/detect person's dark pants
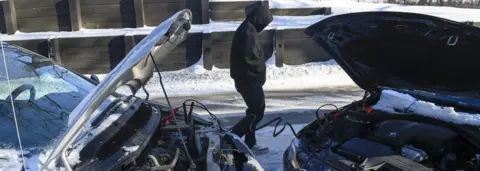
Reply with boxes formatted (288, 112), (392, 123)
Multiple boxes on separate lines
(230, 83), (266, 148)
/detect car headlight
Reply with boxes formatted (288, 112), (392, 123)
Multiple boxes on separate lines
(286, 138), (304, 170)
(286, 138), (337, 171)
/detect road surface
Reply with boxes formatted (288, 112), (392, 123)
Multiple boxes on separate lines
(154, 86), (363, 126)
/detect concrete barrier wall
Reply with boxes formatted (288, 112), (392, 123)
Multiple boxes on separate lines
(0, 0), (330, 33)
(144, 0), (203, 26)
(7, 39), (50, 57)
(80, 0), (136, 29)
(14, 0), (71, 32)
(209, 1), (268, 22)
(208, 1), (331, 22)
(132, 33), (203, 71)
(205, 30), (274, 68)
(0, 0), (478, 33)
(57, 36), (126, 73)
(0, 0), (206, 33)
(4, 33), (203, 74)
(2, 0), (480, 75)
(279, 29), (331, 65)
(4, 29), (332, 74)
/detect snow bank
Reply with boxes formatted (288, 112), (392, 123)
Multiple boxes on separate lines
(372, 90), (480, 125)
(98, 58), (355, 98)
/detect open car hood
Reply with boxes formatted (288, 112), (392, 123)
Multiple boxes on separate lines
(305, 12), (480, 98)
(42, 10), (192, 170)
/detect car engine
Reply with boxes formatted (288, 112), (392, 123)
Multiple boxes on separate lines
(124, 100), (262, 171)
(297, 106), (480, 171)
(71, 97), (261, 171)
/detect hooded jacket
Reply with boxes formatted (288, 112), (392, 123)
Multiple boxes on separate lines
(230, 5), (273, 87)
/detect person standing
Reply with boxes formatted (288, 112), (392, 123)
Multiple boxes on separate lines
(229, 5), (273, 154)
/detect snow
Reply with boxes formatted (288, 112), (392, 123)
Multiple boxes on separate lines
(122, 145), (139, 152)
(66, 151), (81, 167)
(121, 146), (139, 156)
(0, 149), (23, 171)
(373, 90), (480, 126)
(95, 58), (355, 98)
(0, 148), (60, 171)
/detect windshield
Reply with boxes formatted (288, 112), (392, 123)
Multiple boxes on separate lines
(0, 43), (96, 152)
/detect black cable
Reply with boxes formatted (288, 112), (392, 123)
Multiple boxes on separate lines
(142, 85), (150, 101)
(187, 102), (194, 124)
(149, 53), (172, 111)
(181, 99), (294, 138)
(182, 99), (228, 132)
(255, 117), (299, 138)
(149, 52), (195, 169)
(362, 91), (370, 110)
(315, 104), (338, 121)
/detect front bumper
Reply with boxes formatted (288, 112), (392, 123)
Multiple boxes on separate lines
(283, 138), (305, 171)
(283, 146), (300, 171)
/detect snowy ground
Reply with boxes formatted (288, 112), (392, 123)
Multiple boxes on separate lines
(99, 58), (357, 98)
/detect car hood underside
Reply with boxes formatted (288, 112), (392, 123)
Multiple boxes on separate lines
(305, 12), (480, 98)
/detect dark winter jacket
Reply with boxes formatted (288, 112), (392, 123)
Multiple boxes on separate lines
(230, 6), (273, 87)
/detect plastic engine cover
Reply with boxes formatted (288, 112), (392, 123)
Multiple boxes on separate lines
(333, 138), (432, 170)
(371, 120), (457, 155)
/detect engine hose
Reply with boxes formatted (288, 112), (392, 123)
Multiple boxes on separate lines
(148, 148), (180, 170)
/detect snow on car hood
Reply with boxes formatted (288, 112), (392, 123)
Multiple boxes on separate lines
(41, 10), (193, 170)
(305, 11), (480, 98)
(372, 89), (480, 126)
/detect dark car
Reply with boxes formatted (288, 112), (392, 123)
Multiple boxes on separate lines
(0, 10), (263, 171)
(283, 12), (480, 171)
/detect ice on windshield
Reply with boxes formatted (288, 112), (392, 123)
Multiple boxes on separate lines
(0, 43), (97, 167)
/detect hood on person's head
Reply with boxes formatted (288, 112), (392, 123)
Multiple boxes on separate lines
(245, 5), (273, 32)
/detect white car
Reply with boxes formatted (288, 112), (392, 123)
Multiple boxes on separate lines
(0, 10), (262, 171)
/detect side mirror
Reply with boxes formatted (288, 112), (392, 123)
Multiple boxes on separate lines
(90, 74), (100, 85)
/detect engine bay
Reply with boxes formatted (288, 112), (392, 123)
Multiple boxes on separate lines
(71, 96), (262, 171)
(127, 100), (263, 171)
(297, 95), (480, 171)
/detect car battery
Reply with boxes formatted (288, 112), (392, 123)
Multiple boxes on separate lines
(159, 122), (192, 149)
